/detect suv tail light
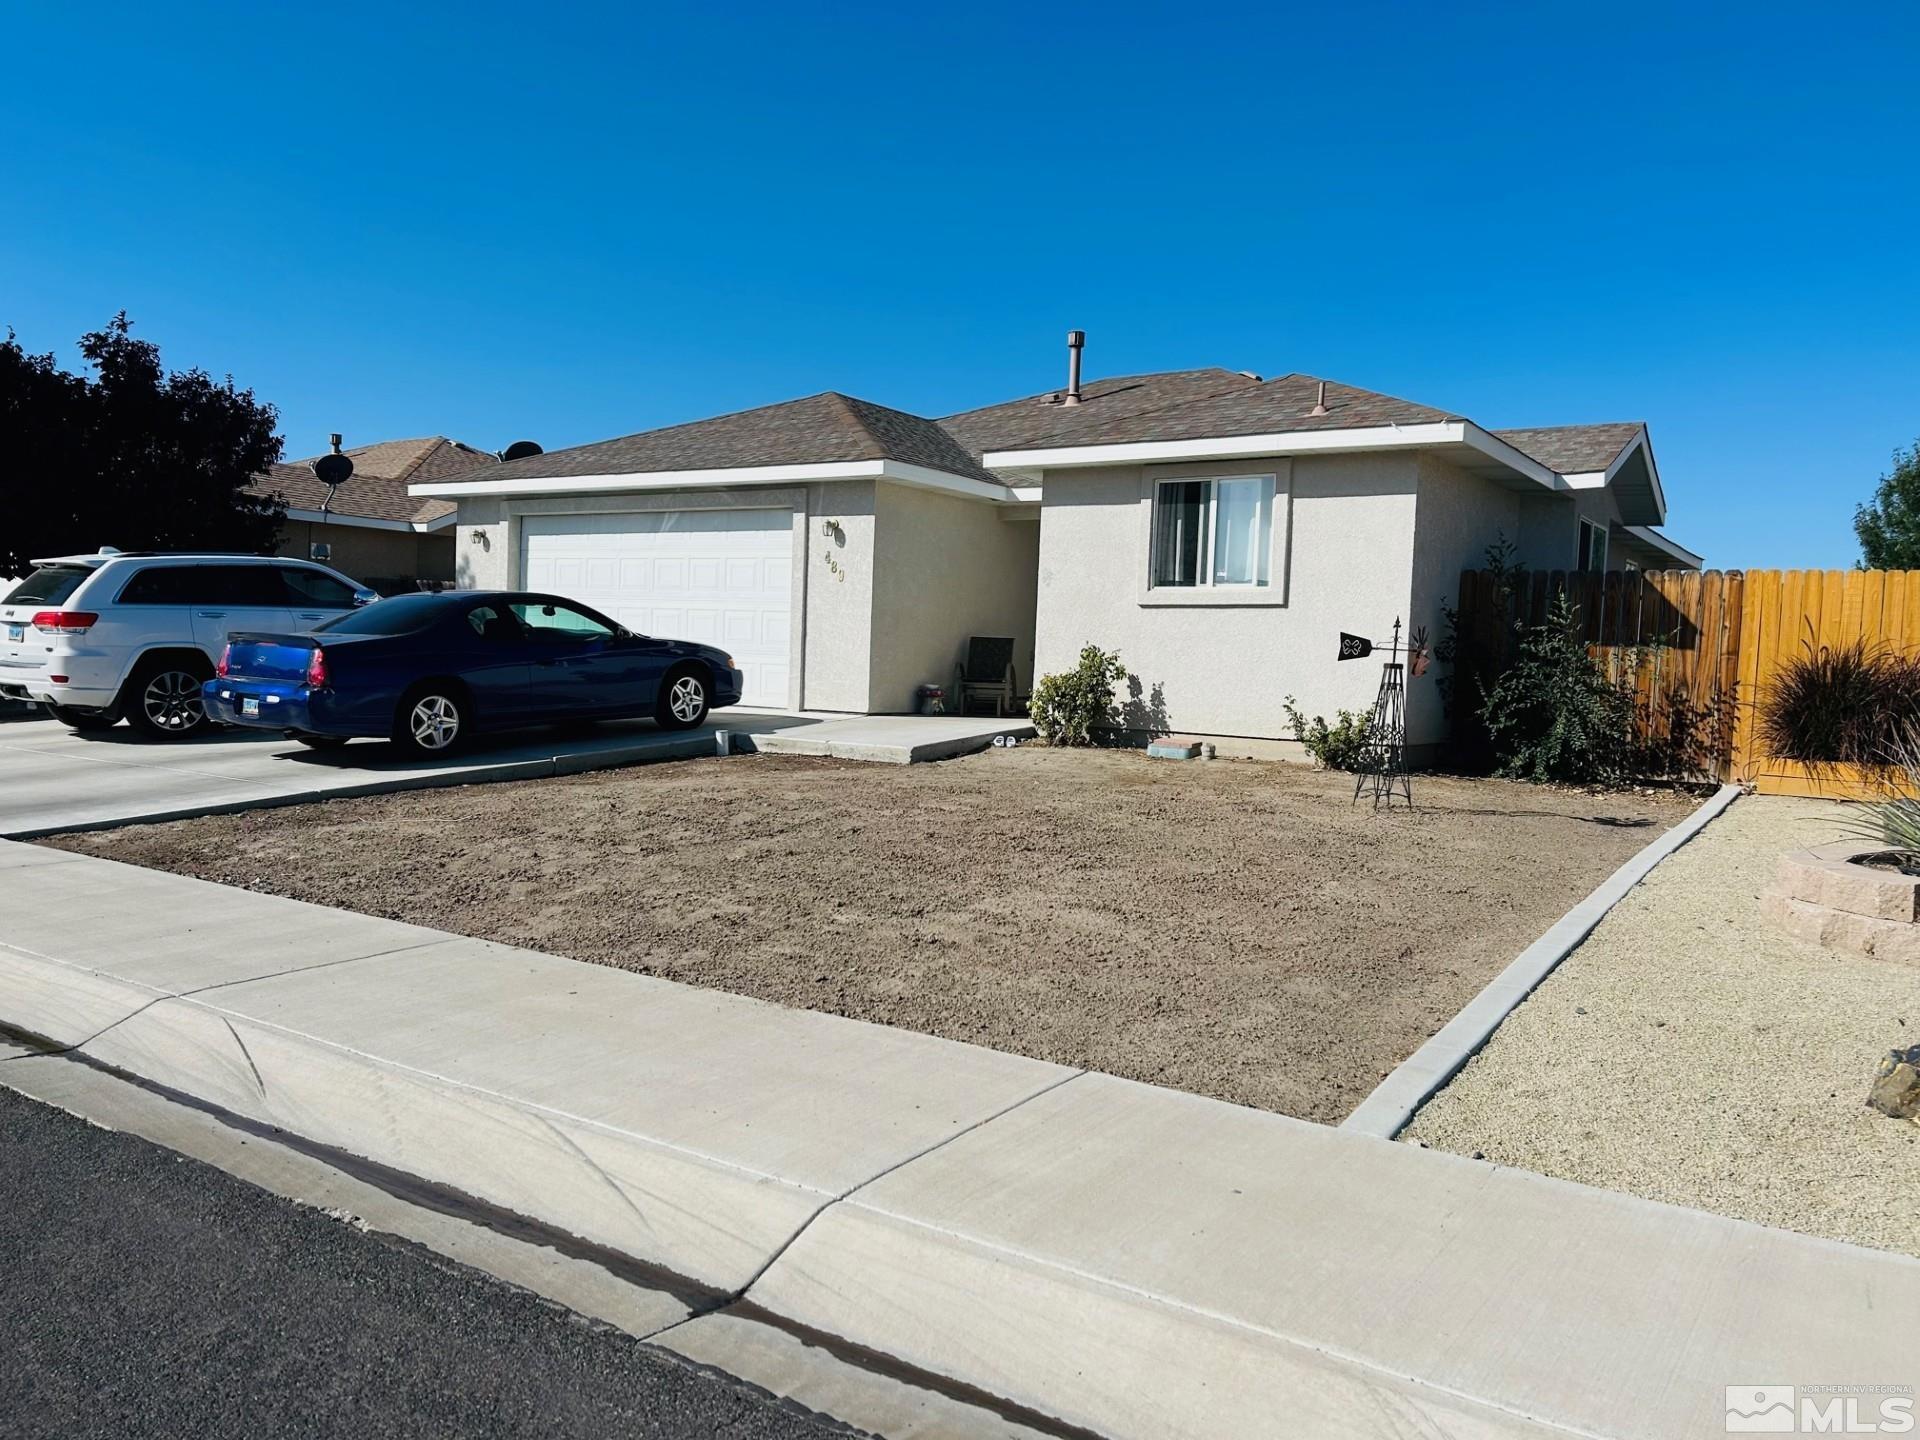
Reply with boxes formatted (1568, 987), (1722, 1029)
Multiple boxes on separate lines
(215, 643), (231, 679)
(306, 647), (328, 689)
(30, 610), (98, 634)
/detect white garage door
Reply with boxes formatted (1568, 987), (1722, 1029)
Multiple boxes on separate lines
(519, 509), (793, 707)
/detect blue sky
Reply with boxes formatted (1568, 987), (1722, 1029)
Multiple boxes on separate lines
(4, 2), (1915, 568)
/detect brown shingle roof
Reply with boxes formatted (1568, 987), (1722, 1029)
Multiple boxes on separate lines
(937, 368), (1262, 459)
(471, 392), (1004, 487)
(255, 437), (495, 525)
(1492, 423), (1643, 474)
(986, 372), (1458, 453)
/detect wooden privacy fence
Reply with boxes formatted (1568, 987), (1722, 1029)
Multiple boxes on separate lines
(1451, 567), (1920, 796)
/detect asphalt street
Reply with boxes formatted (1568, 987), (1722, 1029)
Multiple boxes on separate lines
(0, 1083), (865, 1440)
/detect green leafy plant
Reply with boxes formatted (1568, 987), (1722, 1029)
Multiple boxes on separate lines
(1029, 645), (1128, 746)
(1759, 631), (1920, 768)
(1479, 594), (1636, 785)
(1282, 696), (1373, 771)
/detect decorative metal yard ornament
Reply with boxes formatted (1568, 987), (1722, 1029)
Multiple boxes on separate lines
(1336, 619), (1429, 811)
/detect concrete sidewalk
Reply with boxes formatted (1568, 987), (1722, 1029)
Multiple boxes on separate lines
(4, 839), (1914, 1439)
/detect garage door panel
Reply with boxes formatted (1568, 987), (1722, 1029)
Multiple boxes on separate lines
(519, 509), (792, 708)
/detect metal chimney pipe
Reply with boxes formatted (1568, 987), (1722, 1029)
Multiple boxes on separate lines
(1308, 380), (1329, 417)
(328, 432), (344, 453)
(1064, 330), (1085, 405)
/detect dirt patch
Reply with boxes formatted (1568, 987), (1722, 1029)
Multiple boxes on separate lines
(47, 749), (1694, 1122)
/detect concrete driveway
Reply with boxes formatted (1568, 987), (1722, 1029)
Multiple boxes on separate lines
(0, 711), (824, 839)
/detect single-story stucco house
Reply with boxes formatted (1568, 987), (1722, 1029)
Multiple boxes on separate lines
(410, 347), (1701, 753)
(254, 436), (496, 594)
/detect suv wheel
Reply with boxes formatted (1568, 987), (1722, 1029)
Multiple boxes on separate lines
(126, 659), (211, 739)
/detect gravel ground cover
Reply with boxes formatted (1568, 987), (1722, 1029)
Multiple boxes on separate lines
(48, 748), (1690, 1123)
(1407, 793), (1920, 1259)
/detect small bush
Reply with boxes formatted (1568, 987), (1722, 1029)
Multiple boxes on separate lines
(1282, 696), (1373, 771)
(1759, 633), (1920, 767)
(1030, 645), (1128, 746)
(1480, 594), (1635, 786)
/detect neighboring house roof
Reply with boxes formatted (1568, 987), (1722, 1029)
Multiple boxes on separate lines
(1492, 423), (1644, 476)
(938, 368), (1261, 459)
(257, 437), (495, 527)
(471, 391), (1003, 488)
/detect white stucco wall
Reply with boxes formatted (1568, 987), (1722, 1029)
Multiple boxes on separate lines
(1033, 452), (1418, 743)
(870, 482), (1039, 713)
(1408, 455), (1527, 743)
(801, 479), (875, 712)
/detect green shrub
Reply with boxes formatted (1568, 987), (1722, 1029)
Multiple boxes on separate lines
(1029, 645), (1128, 746)
(1282, 696), (1373, 771)
(1479, 594), (1635, 785)
(1759, 634), (1920, 767)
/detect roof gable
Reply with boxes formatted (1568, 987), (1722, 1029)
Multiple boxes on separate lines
(1492, 423), (1643, 475)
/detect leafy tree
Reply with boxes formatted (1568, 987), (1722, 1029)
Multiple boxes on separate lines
(0, 314), (284, 576)
(1855, 441), (1920, 570)
(1479, 594), (1635, 786)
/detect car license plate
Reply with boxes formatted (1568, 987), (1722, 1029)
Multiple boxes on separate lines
(4, 624), (20, 642)
(241, 697), (261, 718)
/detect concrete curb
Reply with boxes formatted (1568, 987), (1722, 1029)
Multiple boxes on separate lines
(0, 735), (718, 840)
(1339, 781), (1745, 1139)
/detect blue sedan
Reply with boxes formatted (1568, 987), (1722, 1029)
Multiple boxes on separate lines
(203, 591), (745, 756)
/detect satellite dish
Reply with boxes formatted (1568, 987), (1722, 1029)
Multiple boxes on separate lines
(311, 452), (354, 487)
(500, 440), (544, 462)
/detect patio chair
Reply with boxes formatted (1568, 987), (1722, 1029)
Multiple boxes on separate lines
(954, 636), (1017, 717)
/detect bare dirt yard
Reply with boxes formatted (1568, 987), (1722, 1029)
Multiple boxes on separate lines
(48, 748), (1695, 1123)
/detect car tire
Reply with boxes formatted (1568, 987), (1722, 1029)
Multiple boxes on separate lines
(48, 704), (117, 732)
(291, 732), (351, 750)
(124, 657), (213, 739)
(655, 665), (710, 731)
(391, 685), (469, 758)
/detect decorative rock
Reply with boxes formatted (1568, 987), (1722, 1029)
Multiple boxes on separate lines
(1867, 1045), (1920, 1119)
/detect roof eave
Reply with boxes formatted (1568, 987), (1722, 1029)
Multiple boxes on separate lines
(1617, 524), (1703, 569)
(983, 420), (1564, 493)
(410, 458), (1019, 504)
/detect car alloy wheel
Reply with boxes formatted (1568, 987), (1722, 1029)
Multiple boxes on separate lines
(668, 675), (706, 723)
(409, 695), (461, 751)
(143, 670), (205, 733)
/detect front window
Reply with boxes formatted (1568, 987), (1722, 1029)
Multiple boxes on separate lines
(1150, 476), (1274, 588)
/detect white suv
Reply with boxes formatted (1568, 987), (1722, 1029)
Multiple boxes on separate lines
(0, 550), (376, 738)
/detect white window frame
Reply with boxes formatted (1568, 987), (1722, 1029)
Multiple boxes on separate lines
(1147, 474), (1277, 592)
(1578, 517), (1609, 573)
